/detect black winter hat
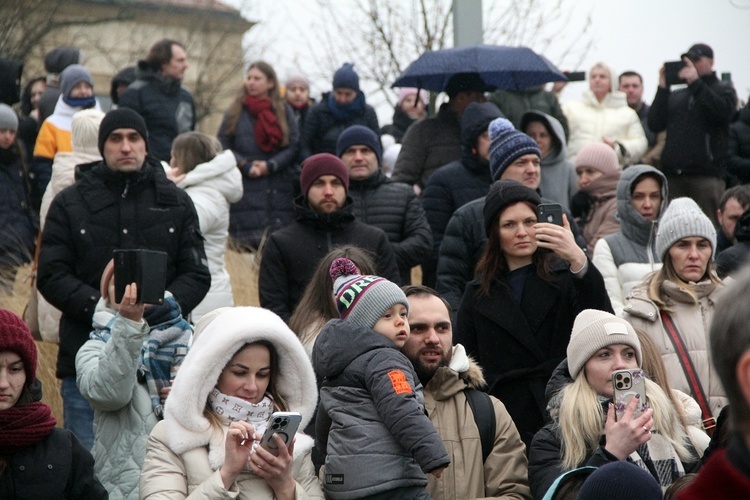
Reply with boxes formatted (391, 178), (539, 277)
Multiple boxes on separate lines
(576, 461), (661, 500)
(483, 179), (541, 236)
(44, 47), (80, 74)
(98, 108), (149, 155)
(336, 125), (382, 163)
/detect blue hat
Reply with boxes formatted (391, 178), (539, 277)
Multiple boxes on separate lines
(336, 125), (382, 164)
(333, 63), (360, 92)
(577, 462), (661, 500)
(488, 117), (541, 181)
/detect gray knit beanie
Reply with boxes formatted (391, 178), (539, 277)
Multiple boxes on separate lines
(61, 64), (93, 99)
(0, 104), (19, 132)
(567, 309), (642, 378)
(330, 258), (408, 329)
(488, 117), (541, 181)
(655, 197), (716, 260)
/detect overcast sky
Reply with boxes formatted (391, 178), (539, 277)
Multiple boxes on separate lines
(234, 0), (750, 123)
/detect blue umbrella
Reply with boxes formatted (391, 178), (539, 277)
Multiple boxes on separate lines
(392, 44), (567, 92)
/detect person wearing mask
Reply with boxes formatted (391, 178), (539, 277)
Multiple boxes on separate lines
(593, 165), (668, 315)
(563, 62), (647, 167)
(218, 61), (298, 250)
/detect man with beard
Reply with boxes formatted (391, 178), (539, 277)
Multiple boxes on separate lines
(401, 285), (531, 500)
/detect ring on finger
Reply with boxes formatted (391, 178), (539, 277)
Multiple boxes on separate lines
(643, 425), (649, 433)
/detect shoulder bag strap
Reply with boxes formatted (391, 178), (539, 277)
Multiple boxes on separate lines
(464, 388), (496, 462)
(660, 310), (715, 435)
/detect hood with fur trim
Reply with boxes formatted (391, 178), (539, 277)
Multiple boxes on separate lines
(424, 344), (487, 399)
(163, 307), (317, 470)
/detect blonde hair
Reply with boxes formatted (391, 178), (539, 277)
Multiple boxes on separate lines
(646, 253), (721, 311)
(589, 61), (615, 92)
(557, 373), (694, 470)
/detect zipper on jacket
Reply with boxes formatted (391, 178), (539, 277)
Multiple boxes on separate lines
(121, 178), (130, 199)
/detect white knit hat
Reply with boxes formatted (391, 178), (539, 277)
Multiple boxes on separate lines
(655, 197), (716, 260)
(71, 109), (104, 156)
(567, 309), (642, 378)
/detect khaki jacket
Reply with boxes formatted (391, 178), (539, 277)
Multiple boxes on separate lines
(423, 346), (531, 500)
(623, 279), (728, 418)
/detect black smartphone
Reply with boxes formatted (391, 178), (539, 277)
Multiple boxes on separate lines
(664, 60), (686, 86)
(260, 412), (302, 456)
(537, 203), (564, 226)
(113, 249), (168, 305)
(721, 72), (732, 83)
(565, 71), (586, 82)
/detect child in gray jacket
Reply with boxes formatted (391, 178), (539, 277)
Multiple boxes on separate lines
(313, 258), (450, 499)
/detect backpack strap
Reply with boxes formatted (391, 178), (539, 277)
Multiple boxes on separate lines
(464, 388), (496, 462)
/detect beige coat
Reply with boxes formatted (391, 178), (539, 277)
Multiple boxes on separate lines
(623, 279), (728, 418)
(424, 345), (531, 500)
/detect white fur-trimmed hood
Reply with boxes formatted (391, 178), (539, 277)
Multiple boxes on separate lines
(163, 307), (318, 469)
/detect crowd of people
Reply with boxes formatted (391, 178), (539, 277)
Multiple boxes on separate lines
(1, 36), (750, 499)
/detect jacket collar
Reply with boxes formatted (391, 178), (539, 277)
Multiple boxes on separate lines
(425, 345), (488, 401)
(294, 195), (356, 231)
(349, 170), (388, 191)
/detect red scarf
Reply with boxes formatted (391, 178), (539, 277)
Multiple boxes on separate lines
(243, 95), (283, 153)
(0, 401), (57, 455)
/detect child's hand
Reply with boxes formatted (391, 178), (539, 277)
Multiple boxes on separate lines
(117, 283), (145, 322)
(430, 466), (447, 479)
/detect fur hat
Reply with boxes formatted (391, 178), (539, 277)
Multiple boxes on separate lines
(483, 179), (541, 237)
(0, 103), (19, 132)
(336, 125), (382, 164)
(488, 117), (541, 181)
(333, 63), (359, 91)
(330, 258), (408, 329)
(71, 109), (105, 156)
(576, 461), (662, 500)
(0, 308), (38, 386)
(655, 197), (716, 260)
(98, 108), (149, 155)
(299, 153), (349, 197)
(575, 142), (620, 176)
(60, 64), (93, 100)
(567, 309), (642, 379)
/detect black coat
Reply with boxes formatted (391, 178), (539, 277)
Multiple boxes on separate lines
(728, 105), (750, 184)
(299, 92), (379, 160)
(648, 72), (737, 178)
(348, 171), (432, 283)
(37, 158), (210, 378)
(258, 197), (401, 323)
(119, 62), (196, 162)
(0, 152), (36, 269)
(380, 105), (418, 143)
(0, 428), (108, 499)
(454, 259), (612, 448)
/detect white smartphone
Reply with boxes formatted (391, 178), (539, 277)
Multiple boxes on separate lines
(259, 412), (302, 456)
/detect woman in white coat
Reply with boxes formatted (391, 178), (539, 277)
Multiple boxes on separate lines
(563, 62), (647, 167)
(139, 307), (322, 499)
(169, 132), (243, 323)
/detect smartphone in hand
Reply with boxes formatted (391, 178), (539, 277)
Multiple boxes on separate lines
(537, 203), (564, 226)
(664, 60), (686, 86)
(259, 412), (302, 456)
(113, 249), (168, 304)
(612, 369), (647, 421)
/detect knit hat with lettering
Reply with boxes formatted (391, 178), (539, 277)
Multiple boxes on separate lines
(655, 197), (716, 260)
(567, 309), (642, 378)
(488, 117), (541, 181)
(0, 308), (38, 386)
(330, 258), (408, 329)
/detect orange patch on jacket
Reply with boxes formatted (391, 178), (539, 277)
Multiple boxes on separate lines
(388, 370), (413, 395)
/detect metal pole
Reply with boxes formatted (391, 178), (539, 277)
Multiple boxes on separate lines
(453, 0), (483, 47)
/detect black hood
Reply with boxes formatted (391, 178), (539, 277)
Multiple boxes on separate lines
(734, 209), (750, 242)
(460, 102), (504, 150)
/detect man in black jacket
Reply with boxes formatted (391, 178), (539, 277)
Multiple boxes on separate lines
(37, 108), (210, 449)
(337, 125), (432, 284)
(648, 43), (737, 225)
(119, 39), (195, 162)
(259, 152), (401, 323)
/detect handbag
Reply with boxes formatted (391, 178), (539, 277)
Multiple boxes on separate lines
(660, 310), (716, 436)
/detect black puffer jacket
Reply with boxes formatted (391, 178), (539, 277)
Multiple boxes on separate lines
(37, 158), (210, 378)
(349, 170), (432, 283)
(716, 209), (750, 278)
(299, 92), (379, 160)
(648, 72), (737, 178)
(422, 102), (502, 263)
(0, 151), (36, 269)
(728, 105), (750, 183)
(258, 197), (401, 323)
(119, 61), (196, 162)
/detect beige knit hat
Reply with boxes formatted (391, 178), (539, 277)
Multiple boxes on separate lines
(71, 108), (105, 156)
(575, 142), (619, 176)
(567, 309), (642, 378)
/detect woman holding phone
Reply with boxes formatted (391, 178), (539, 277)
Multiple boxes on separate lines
(140, 307), (322, 499)
(528, 309), (700, 499)
(455, 179), (612, 449)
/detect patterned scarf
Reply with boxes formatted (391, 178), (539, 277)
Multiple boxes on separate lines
(243, 95), (283, 153)
(0, 402), (57, 455)
(208, 389), (273, 435)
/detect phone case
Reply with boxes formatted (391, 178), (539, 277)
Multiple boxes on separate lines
(612, 369), (647, 421)
(113, 249), (168, 305)
(664, 61), (685, 86)
(260, 412), (302, 456)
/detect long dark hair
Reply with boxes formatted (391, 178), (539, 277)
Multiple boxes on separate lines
(475, 201), (555, 296)
(223, 61), (290, 146)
